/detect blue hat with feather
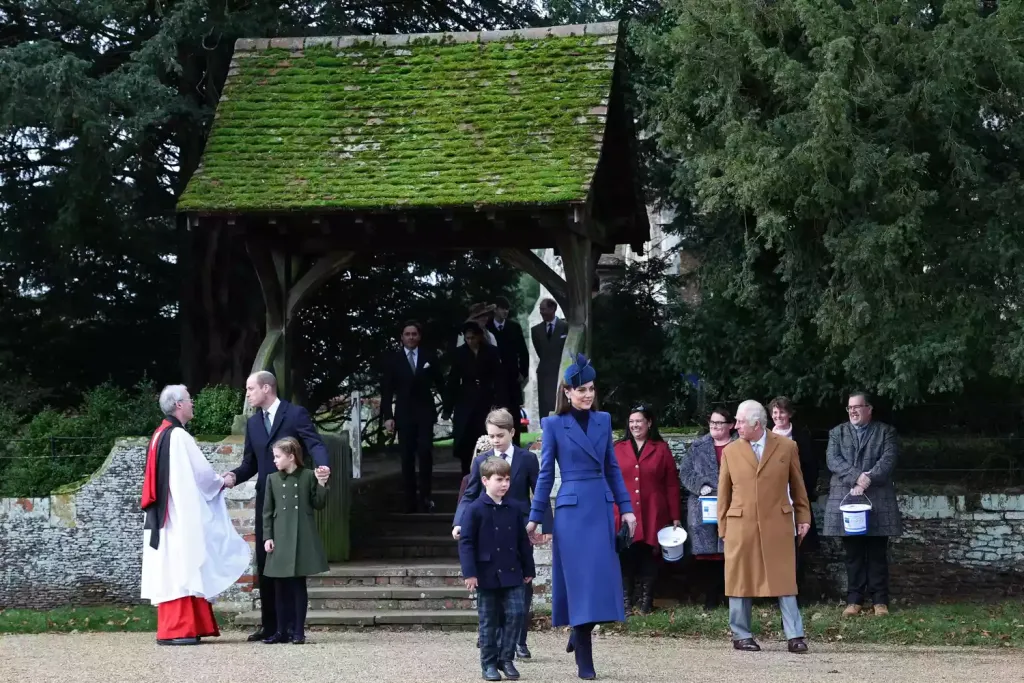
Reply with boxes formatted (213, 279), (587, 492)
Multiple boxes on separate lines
(563, 352), (596, 388)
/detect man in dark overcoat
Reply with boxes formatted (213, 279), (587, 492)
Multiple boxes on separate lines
(221, 370), (330, 642)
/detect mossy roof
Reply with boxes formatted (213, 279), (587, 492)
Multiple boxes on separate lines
(177, 23), (623, 213)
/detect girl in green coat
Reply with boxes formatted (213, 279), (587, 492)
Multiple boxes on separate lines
(262, 437), (330, 644)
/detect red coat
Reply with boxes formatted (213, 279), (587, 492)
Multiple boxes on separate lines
(613, 440), (681, 548)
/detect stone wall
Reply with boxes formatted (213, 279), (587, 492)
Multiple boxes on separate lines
(661, 435), (1024, 603)
(0, 438), (256, 612)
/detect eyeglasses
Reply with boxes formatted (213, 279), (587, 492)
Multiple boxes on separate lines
(709, 420), (732, 427)
(846, 405), (870, 412)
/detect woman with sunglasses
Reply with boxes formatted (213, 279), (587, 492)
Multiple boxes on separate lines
(679, 408), (736, 610)
(612, 403), (680, 614)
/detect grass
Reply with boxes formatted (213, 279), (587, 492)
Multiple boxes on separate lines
(0, 605), (157, 634)
(613, 602), (1024, 647)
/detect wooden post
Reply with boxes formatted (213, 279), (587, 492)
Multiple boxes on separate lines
(245, 240), (355, 416)
(554, 229), (594, 381)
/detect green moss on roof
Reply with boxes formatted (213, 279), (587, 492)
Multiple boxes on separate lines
(177, 29), (619, 212)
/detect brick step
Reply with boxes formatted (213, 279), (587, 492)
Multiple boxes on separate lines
(234, 609), (477, 630)
(307, 585), (474, 611)
(309, 561), (463, 588)
(351, 534), (461, 560)
(375, 512), (455, 536)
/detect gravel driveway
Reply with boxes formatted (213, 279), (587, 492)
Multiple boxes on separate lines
(1, 630), (1020, 683)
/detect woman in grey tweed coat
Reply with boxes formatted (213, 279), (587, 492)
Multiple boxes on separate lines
(679, 409), (736, 610)
(823, 392), (901, 616)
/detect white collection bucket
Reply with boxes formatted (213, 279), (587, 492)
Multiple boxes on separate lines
(657, 526), (687, 562)
(699, 496), (718, 524)
(840, 493), (872, 536)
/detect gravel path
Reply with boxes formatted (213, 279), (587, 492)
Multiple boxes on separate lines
(1, 630), (1020, 683)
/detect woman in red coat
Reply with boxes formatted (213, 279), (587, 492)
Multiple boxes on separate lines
(613, 404), (681, 614)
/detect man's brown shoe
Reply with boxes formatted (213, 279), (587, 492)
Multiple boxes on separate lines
(842, 604), (862, 617)
(788, 637), (808, 654)
(733, 638), (761, 652)
(873, 604), (890, 616)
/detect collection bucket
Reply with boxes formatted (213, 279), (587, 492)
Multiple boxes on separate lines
(657, 526), (687, 562)
(699, 496), (718, 524)
(840, 493), (872, 536)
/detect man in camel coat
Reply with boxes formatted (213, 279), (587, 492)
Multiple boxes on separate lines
(718, 400), (811, 654)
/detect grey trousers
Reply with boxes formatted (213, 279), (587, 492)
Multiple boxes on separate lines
(729, 596), (804, 640)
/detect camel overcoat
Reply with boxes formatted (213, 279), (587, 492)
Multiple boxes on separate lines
(717, 432), (811, 597)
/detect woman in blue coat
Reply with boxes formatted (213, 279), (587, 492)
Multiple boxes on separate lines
(527, 354), (636, 680)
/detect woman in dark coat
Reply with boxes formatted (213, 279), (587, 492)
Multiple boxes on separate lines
(612, 404), (680, 614)
(679, 409), (735, 610)
(769, 395), (820, 595)
(442, 321), (505, 475)
(526, 353), (636, 680)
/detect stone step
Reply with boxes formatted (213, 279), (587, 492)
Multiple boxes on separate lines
(307, 585), (474, 611)
(351, 534), (460, 560)
(376, 512), (455, 536)
(309, 561), (463, 588)
(234, 609), (477, 629)
(428, 489), (461, 513)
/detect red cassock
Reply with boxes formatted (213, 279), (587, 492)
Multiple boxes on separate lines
(613, 440), (681, 548)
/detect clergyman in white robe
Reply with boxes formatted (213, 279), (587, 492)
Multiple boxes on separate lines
(141, 413), (251, 644)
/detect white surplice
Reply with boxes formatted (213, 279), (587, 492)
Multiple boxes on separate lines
(141, 428), (252, 605)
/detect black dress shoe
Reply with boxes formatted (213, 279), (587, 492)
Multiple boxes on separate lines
(499, 662), (520, 680)
(566, 628), (575, 653)
(263, 632), (288, 644)
(733, 638), (761, 652)
(246, 629), (267, 642)
(292, 636), (306, 645)
(482, 666), (501, 681)
(157, 637), (200, 646)
(788, 637), (808, 653)
(516, 644), (531, 660)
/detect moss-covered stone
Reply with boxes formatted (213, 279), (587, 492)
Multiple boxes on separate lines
(177, 27), (620, 212)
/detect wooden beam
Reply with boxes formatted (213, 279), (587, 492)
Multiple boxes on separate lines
(497, 248), (568, 310)
(554, 229), (595, 374)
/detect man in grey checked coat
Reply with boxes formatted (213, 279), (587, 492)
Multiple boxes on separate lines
(823, 391), (901, 617)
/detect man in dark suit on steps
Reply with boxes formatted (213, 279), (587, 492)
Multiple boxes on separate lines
(221, 370), (330, 642)
(381, 320), (443, 514)
(487, 297), (529, 446)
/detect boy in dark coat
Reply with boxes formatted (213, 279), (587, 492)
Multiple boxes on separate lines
(459, 456), (535, 682)
(453, 408), (552, 660)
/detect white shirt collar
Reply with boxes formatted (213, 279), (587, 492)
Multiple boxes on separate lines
(752, 429), (767, 453)
(266, 397), (281, 421)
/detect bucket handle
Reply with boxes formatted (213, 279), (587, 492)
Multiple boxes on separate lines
(840, 491), (873, 509)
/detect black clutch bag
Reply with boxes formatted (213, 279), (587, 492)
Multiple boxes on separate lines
(616, 523), (633, 553)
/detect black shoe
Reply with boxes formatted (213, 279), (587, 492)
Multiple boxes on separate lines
(292, 636), (306, 645)
(566, 629), (575, 653)
(482, 666), (501, 681)
(421, 498), (436, 513)
(246, 629), (267, 642)
(733, 638), (761, 652)
(515, 645), (531, 660)
(263, 632), (288, 644)
(788, 637), (808, 654)
(499, 662), (520, 680)
(157, 637), (199, 646)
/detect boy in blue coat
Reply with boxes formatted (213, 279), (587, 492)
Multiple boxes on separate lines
(459, 455), (536, 682)
(453, 409), (552, 660)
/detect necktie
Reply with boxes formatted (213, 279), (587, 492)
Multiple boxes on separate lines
(407, 349), (416, 372)
(546, 322), (553, 340)
(264, 410), (273, 435)
(752, 442), (762, 462)
(502, 451), (510, 462)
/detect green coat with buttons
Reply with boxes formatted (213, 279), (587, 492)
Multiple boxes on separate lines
(262, 467), (330, 578)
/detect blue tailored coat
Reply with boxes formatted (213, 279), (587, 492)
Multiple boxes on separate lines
(529, 411), (634, 627)
(459, 495), (536, 590)
(453, 446), (554, 533)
